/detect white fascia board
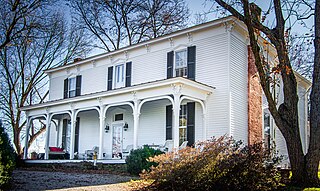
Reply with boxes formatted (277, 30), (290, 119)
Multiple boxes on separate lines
(44, 16), (237, 74)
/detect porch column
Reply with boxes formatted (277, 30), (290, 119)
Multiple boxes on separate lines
(203, 112), (207, 140)
(56, 120), (61, 147)
(99, 105), (106, 159)
(133, 99), (140, 149)
(44, 114), (52, 160)
(69, 110), (76, 159)
(23, 118), (31, 159)
(203, 101), (207, 140)
(173, 93), (181, 148)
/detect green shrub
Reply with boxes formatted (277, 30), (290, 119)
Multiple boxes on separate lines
(0, 120), (16, 189)
(134, 136), (281, 191)
(126, 145), (164, 175)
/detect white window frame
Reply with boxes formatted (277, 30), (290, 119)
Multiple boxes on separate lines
(68, 77), (76, 98)
(174, 49), (187, 78)
(114, 63), (125, 89)
(179, 105), (187, 146)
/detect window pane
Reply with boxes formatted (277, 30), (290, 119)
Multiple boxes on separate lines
(121, 65), (124, 82)
(264, 109), (271, 150)
(69, 90), (76, 97)
(115, 114), (123, 121)
(68, 78), (76, 97)
(179, 128), (187, 146)
(175, 50), (187, 68)
(115, 64), (124, 83)
(68, 78), (76, 91)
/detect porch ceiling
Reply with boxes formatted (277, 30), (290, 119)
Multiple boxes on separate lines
(21, 77), (215, 115)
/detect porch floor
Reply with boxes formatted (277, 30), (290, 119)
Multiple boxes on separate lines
(24, 159), (126, 164)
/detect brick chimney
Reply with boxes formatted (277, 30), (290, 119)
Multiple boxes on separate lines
(74, 58), (82, 62)
(247, 46), (263, 145)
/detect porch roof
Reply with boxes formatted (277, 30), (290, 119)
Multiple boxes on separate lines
(20, 77), (215, 113)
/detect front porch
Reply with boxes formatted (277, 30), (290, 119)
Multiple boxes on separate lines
(24, 159), (126, 164)
(21, 77), (214, 160)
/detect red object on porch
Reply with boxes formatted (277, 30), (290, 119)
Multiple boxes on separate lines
(49, 147), (64, 152)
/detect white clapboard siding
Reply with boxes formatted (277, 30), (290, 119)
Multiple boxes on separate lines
(298, 85), (307, 154)
(195, 33), (230, 138)
(229, 33), (248, 143)
(138, 99), (169, 145)
(195, 102), (204, 141)
(78, 110), (100, 154)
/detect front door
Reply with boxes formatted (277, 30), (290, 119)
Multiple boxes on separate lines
(112, 124), (123, 159)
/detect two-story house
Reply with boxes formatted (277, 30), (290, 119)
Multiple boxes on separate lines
(21, 16), (310, 164)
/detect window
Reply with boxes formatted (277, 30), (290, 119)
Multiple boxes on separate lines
(175, 49), (187, 77)
(114, 113), (124, 121)
(179, 105), (187, 145)
(63, 75), (81, 99)
(68, 77), (76, 98)
(264, 109), (271, 150)
(115, 64), (125, 88)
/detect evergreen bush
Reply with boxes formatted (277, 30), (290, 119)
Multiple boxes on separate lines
(126, 145), (164, 175)
(0, 120), (16, 189)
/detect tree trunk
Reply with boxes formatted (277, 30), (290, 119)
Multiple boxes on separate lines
(304, 0), (320, 186)
(13, 126), (22, 156)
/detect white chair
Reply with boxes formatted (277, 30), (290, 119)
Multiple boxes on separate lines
(85, 146), (99, 159)
(159, 140), (174, 152)
(179, 141), (188, 150)
(122, 144), (133, 158)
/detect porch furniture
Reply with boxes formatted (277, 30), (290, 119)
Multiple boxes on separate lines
(48, 147), (68, 159)
(159, 140), (174, 152)
(147, 144), (160, 150)
(122, 144), (133, 158)
(85, 146), (99, 160)
(179, 141), (188, 150)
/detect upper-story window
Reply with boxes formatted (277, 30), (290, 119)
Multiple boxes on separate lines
(64, 75), (82, 99)
(175, 49), (187, 77)
(167, 46), (196, 80)
(68, 77), (76, 97)
(115, 64), (125, 88)
(107, 62), (132, 91)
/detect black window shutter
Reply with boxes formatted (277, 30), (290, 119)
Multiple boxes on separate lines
(187, 102), (195, 146)
(76, 75), (82, 96)
(166, 105), (173, 140)
(74, 117), (80, 153)
(62, 119), (68, 149)
(125, 62), (132, 87)
(63, 79), (68, 99)
(187, 46), (196, 80)
(107, 66), (113, 90)
(167, 51), (174, 79)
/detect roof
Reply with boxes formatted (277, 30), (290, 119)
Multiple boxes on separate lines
(20, 77), (215, 111)
(44, 16), (243, 73)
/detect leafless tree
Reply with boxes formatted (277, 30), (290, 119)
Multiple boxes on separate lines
(211, 0), (318, 186)
(0, 0), (44, 50)
(69, 0), (190, 52)
(0, 5), (90, 156)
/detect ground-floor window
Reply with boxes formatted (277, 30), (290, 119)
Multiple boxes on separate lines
(179, 105), (187, 146)
(62, 118), (80, 153)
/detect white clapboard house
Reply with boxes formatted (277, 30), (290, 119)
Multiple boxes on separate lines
(21, 16), (310, 164)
